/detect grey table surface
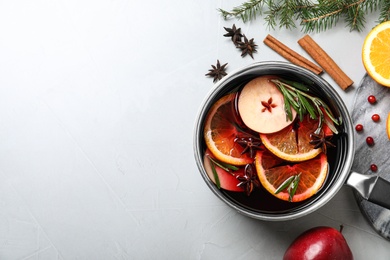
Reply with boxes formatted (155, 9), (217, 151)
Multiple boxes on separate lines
(0, 1), (389, 259)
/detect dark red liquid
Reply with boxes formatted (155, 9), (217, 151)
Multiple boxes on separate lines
(202, 78), (343, 214)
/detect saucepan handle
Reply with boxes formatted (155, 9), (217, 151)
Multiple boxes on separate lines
(346, 171), (390, 209)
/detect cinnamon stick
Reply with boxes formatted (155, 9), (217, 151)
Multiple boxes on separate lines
(298, 34), (353, 90)
(263, 34), (323, 75)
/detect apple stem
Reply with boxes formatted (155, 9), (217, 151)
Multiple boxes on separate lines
(339, 225), (344, 233)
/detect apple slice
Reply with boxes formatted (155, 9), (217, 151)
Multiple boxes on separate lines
(203, 149), (244, 192)
(238, 76), (297, 134)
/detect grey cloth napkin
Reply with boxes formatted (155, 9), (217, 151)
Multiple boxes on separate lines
(351, 73), (390, 240)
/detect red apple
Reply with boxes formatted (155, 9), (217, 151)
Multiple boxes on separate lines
(283, 226), (353, 260)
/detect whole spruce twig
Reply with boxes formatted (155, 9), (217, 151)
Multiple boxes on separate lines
(219, 0), (388, 32)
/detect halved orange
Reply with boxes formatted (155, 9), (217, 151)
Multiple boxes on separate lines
(204, 93), (253, 166)
(362, 21), (390, 87)
(387, 112), (390, 140)
(255, 150), (328, 202)
(260, 115), (322, 162)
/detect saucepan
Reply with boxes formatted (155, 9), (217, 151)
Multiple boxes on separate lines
(193, 61), (390, 221)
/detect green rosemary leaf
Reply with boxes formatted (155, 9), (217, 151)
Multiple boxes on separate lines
(285, 90), (300, 108)
(208, 156), (239, 172)
(219, 161), (239, 171)
(324, 116), (339, 134)
(298, 108), (304, 122)
(280, 79), (309, 92)
(302, 94), (317, 120)
(296, 92), (307, 121)
(272, 78), (342, 134)
(287, 173), (301, 202)
(275, 175), (295, 194)
(283, 93), (294, 121)
(276, 80), (302, 121)
(337, 115), (343, 125)
(273, 80), (300, 107)
(210, 160), (221, 189)
(323, 105), (340, 125)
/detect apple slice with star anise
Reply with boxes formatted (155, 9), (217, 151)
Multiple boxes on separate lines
(238, 76), (297, 134)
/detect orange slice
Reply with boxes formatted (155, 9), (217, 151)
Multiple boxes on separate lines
(362, 21), (390, 87)
(255, 150), (328, 202)
(260, 115), (322, 162)
(204, 93), (253, 166)
(387, 112), (390, 140)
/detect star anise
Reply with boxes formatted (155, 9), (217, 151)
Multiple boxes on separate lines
(236, 164), (260, 196)
(205, 60), (228, 83)
(237, 35), (257, 58)
(235, 136), (263, 158)
(309, 132), (336, 154)
(261, 97), (277, 113)
(223, 24), (242, 46)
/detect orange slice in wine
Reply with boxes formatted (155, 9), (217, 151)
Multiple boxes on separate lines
(204, 93), (253, 166)
(255, 150), (328, 202)
(260, 115), (323, 162)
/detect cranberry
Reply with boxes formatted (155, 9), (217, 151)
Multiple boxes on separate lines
(367, 95), (376, 104)
(366, 136), (375, 146)
(370, 164), (378, 172)
(372, 114), (380, 122)
(355, 124), (363, 131)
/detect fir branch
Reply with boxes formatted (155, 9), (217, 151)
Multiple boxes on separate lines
(361, 0), (381, 13)
(264, 1), (281, 30)
(219, 0), (389, 33)
(378, 0), (390, 23)
(345, 0), (366, 31)
(300, 1), (344, 33)
(279, 0), (299, 30)
(218, 0), (264, 22)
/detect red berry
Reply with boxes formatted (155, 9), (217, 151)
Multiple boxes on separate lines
(366, 136), (375, 146)
(367, 95), (376, 104)
(372, 114), (380, 122)
(370, 164), (378, 172)
(355, 124), (363, 131)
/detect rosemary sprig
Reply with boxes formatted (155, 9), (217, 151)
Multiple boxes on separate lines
(287, 173), (301, 202)
(275, 173), (301, 202)
(207, 155), (239, 173)
(210, 160), (221, 189)
(271, 79), (341, 134)
(274, 175), (296, 194)
(207, 155), (240, 190)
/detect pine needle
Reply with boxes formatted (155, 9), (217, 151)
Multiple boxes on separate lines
(219, 0), (388, 33)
